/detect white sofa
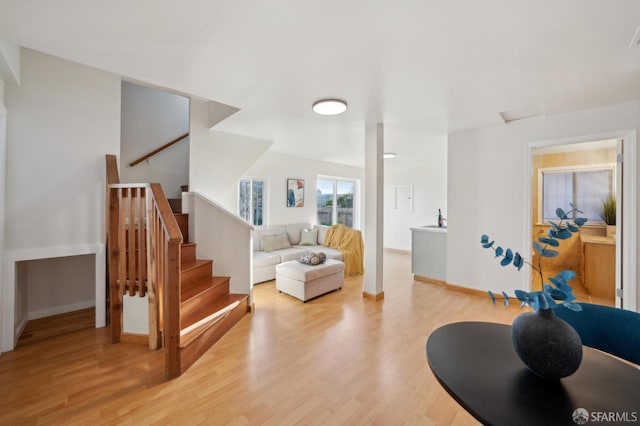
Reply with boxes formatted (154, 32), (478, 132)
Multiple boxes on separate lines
(252, 223), (343, 284)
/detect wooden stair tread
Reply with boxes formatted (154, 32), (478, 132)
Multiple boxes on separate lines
(181, 276), (229, 302)
(180, 242), (197, 264)
(180, 276), (231, 328)
(180, 294), (248, 348)
(181, 259), (212, 272)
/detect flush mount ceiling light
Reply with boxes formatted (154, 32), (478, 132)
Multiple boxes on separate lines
(312, 99), (347, 115)
(383, 152), (397, 159)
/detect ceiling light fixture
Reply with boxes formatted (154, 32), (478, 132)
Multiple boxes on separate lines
(383, 152), (397, 159)
(312, 99), (347, 115)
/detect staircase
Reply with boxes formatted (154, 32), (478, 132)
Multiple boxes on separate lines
(173, 213), (249, 374)
(106, 155), (250, 379)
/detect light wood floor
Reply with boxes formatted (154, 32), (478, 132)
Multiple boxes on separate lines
(16, 307), (95, 348)
(1, 251), (527, 425)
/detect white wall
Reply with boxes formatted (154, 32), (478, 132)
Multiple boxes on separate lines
(448, 100), (640, 309)
(2, 49), (120, 351)
(23, 255), (95, 319)
(5, 48), (120, 250)
(14, 262), (28, 338)
(186, 193), (253, 298)
(120, 81), (189, 199)
(189, 98), (273, 204)
(238, 151), (364, 227)
(0, 41), (20, 86)
(384, 133), (447, 251)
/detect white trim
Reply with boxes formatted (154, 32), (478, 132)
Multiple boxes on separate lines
(621, 133), (637, 310)
(14, 317), (28, 347)
(1, 244), (105, 352)
(0, 101), (7, 356)
(187, 192), (255, 230)
(29, 300), (95, 320)
(525, 129), (637, 312)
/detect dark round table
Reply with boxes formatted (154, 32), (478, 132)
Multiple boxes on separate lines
(426, 321), (640, 426)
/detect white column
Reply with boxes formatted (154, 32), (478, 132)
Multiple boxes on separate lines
(363, 123), (384, 299)
(0, 87), (6, 355)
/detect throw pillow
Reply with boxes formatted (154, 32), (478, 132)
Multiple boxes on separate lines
(261, 233), (291, 252)
(299, 228), (318, 246)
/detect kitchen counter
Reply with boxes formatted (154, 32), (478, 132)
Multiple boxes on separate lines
(410, 225), (447, 233)
(411, 225), (447, 282)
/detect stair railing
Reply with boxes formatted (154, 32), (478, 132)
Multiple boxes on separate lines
(107, 179), (183, 379)
(128, 132), (189, 167)
(148, 183), (183, 378)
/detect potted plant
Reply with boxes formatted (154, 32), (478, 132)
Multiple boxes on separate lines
(480, 204), (587, 379)
(596, 195), (616, 239)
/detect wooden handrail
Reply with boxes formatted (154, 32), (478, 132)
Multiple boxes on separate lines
(128, 133), (189, 167)
(105, 154), (120, 184)
(149, 183), (183, 378)
(107, 180), (183, 376)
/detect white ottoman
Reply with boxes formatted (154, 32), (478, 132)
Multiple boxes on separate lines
(275, 259), (345, 302)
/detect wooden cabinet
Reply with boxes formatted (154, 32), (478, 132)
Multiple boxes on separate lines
(582, 236), (615, 301)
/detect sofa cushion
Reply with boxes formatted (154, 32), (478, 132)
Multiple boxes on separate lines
(261, 233), (291, 252)
(277, 247), (309, 262)
(299, 228), (318, 245)
(254, 226), (286, 252)
(283, 223), (312, 245)
(253, 251), (281, 268)
(314, 225), (331, 245)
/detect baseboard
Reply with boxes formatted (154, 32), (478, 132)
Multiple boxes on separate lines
(29, 300), (95, 320)
(414, 274), (446, 286)
(414, 275), (491, 299)
(14, 316), (29, 347)
(363, 291), (385, 301)
(120, 332), (149, 345)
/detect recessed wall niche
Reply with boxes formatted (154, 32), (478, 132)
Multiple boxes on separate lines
(16, 254), (96, 321)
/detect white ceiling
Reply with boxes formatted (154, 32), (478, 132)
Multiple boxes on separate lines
(2, 1), (640, 167)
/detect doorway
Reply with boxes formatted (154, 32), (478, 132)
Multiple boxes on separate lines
(528, 133), (637, 310)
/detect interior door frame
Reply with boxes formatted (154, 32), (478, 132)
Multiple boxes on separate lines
(524, 129), (637, 312)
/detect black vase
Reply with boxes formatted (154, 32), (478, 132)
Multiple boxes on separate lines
(511, 308), (583, 379)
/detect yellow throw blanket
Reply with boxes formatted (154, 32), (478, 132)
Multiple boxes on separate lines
(324, 224), (364, 277)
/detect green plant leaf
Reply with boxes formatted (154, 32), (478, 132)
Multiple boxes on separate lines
(555, 208), (567, 219)
(513, 252), (523, 270)
(574, 217), (587, 226)
(488, 290), (496, 306)
(500, 249), (513, 266)
(495, 246), (503, 257)
(548, 221), (561, 231)
(501, 291), (509, 306)
(553, 229), (572, 240)
(564, 302), (583, 312)
(533, 242), (544, 255)
(557, 270), (576, 281)
(540, 248), (559, 258)
(538, 237), (559, 247)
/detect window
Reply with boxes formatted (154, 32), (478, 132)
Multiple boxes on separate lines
(317, 177), (358, 227)
(539, 166), (614, 223)
(238, 178), (267, 226)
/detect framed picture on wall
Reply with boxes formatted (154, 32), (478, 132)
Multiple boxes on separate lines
(287, 178), (304, 207)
